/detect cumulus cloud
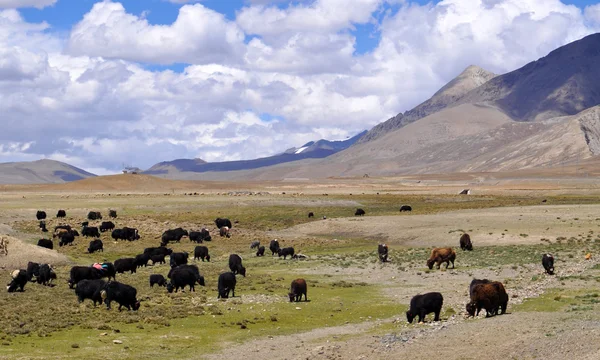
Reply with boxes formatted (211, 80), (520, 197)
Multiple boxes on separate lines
(1, 0), (599, 175)
(67, 1), (245, 65)
(0, 0), (56, 9)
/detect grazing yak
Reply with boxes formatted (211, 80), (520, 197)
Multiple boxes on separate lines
(75, 279), (106, 306)
(151, 254), (166, 265)
(7, 270), (28, 292)
(87, 239), (103, 253)
(217, 272), (237, 299)
(189, 229), (211, 243)
(99, 221), (115, 233)
(466, 281), (508, 317)
(68, 263), (116, 288)
(269, 239), (280, 256)
(170, 252), (189, 268)
(460, 233), (473, 251)
(308, 212), (314, 218)
(36, 211), (47, 220)
(26, 262), (40, 282)
(194, 246), (210, 262)
(542, 254), (555, 275)
(111, 227), (140, 241)
(278, 247), (295, 260)
(100, 281), (141, 311)
(406, 292), (443, 323)
(56, 210), (66, 218)
(256, 246), (265, 257)
(167, 265), (205, 293)
(109, 210), (117, 218)
(399, 205), (412, 212)
(149, 274), (166, 287)
(37, 264), (56, 286)
(115, 258), (137, 274)
(355, 208), (366, 216)
(87, 211), (102, 220)
(292, 254), (308, 259)
(288, 278), (308, 302)
(81, 226), (100, 238)
(135, 253), (151, 267)
(37, 238), (53, 250)
(250, 240), (260, 249)
(378, 244), (389, 262)
(144, 246), (173, 258)
(228, 254), (246, 276)
(58, 232), (76, 247)
(215, 218), (232, 229)
(426, 247), (456, 270)
(160, 228), (188, 246)
(219, 226), (231, 238)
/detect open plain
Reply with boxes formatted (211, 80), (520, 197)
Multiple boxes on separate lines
(2, 174), (600, 359)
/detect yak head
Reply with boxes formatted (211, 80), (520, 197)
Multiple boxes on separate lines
(166, 282), (175, 293)
(406, 310), (415, 324)
(288, 292), (296, 302)
(132, 301), (141, 311)
(197, 276), (206, 287)
(426, 259), (435, 270)
(465, 302), (477, 317)
(238, 267), (246, 277)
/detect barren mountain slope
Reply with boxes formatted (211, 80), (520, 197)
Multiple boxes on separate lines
(358, 65), (496, 143)
(458, 33), (600, 121)
(0, 159), (95, 184)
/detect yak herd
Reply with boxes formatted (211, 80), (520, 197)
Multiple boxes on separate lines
(9, 205), (556, 325)
(7, 210), (308, 313)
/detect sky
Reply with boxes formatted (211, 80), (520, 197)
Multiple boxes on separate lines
(1, 0), (600, 175)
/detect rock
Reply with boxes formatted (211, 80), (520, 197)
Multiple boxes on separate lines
(113, 340), (123, 344)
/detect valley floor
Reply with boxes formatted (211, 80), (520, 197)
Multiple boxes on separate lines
(1, 180), (600, 359)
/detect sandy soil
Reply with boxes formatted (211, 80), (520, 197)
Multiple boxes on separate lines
(274, 204), (600, 246)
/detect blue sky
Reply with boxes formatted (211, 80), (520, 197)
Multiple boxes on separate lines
(2, 0), (599, 173)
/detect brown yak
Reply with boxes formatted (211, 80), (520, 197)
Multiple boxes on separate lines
(426, 247), (456, 270)
(466, 281), (508, 317)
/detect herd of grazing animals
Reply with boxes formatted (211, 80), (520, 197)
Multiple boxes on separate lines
(6, 205), (557, 326)
(7, 209), (312, 310)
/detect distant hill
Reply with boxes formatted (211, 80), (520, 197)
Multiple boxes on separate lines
(144, 131), (366, 176)
(0, 159), (96, 184)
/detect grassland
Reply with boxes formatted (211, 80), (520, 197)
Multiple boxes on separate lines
(3, 191), (600, 359)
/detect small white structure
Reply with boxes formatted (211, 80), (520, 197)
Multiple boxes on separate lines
(459, 189), (471, 195)
(122, 167), (142, 174)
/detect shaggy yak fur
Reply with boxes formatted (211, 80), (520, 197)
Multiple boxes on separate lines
(426, 247), (456, 270)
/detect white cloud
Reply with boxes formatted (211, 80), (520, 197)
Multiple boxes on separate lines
(166, 0), (203, 4)
(585, 4), (600, 24)
(0, 0), (599, 175)
(0, 0), (56, 9)
(67, 1), (245, 65)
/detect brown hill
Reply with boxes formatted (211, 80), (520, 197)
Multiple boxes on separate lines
(0, 159), (95, 184)
(33, 174), (210, 192)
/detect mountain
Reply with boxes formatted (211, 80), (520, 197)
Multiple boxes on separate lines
(0, 159), (96, 184)
(457, 33), (600, 121)
(144, 131), (366, 176)
(358, 65), (496, 143)
(186, 33), (600, 180)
